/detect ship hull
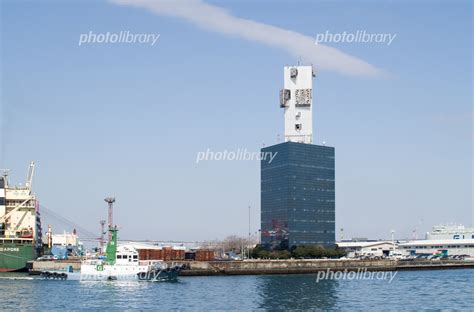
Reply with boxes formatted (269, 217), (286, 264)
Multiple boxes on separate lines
(0, 243), (37, 272)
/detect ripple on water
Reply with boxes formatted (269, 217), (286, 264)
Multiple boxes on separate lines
(0, 269), (473, 311)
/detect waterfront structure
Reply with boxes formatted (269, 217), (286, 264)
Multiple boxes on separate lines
(338, 224), (474, 258)
(426, 224), (474, 240)
(0, 162), (43, 271)
(337, 241), (397, 258)
(398, 239), (474, 257)
(261, 65), (335, 249)
(50, 230), (84, 259)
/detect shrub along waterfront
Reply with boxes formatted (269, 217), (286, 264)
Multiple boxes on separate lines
(251, 245), (346, 260)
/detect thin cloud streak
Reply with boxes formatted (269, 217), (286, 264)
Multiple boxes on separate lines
(110, 0), (385, 77)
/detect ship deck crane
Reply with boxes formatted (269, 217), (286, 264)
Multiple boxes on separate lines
(25, 161), (35, 191)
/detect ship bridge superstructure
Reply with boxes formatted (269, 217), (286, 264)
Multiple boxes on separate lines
(0, 162), (41, 245)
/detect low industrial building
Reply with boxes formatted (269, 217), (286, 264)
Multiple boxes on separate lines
(398, 239), (474, 257)
(425, 224), (474, 240)
(337, 241), (397, 258)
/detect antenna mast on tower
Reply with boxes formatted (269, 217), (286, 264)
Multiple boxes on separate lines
(279, 65), (315, 144)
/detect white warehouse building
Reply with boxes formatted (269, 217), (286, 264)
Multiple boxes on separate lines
(337, 241), (397, 258)
(398, 239), (474, 257)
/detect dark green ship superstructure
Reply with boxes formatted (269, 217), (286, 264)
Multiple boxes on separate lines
(0, 162), (42, 272)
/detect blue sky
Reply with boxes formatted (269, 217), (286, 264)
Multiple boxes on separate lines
(1, 0), (472, 241)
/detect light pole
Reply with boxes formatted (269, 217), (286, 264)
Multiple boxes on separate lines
(248, 205), (251, 259)
(391, 230), (395, 256)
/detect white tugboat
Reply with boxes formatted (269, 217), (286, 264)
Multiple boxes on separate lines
(41, 226), (184, 281)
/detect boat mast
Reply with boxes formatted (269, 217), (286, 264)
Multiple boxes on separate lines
(105, 226), (118, 264)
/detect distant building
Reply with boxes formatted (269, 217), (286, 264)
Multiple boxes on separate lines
(52, 232), (79, 247)
(337, 241), (397, 257)
(260, 65), (335, 249)
(426, 224), (474, 240)
(50, 231), (84, 258)
(398, 239), (474, 257)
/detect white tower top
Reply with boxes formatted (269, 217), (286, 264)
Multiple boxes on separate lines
(279, 65), (315, 144)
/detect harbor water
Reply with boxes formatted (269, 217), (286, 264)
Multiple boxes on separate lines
(1, 269), (473, 311)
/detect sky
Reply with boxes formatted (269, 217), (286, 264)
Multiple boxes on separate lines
(0, 0), (472, 242)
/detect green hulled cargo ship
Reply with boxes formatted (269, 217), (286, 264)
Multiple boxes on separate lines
(0, 162), (42, 272)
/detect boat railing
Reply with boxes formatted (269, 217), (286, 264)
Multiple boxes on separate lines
(0, 237), (34, 244)
(82, 258), (103, 265)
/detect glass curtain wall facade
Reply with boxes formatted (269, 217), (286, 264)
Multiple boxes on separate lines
(261, 142), (335, 249)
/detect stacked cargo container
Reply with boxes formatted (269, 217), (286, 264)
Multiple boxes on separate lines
(137, 247), (185, 261)
(162, 247), (185, 261)
(137, 248), (162, 260)
(195, 249), (215, 261)
(136, 246), (214, 261)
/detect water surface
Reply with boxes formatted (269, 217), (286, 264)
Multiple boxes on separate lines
(0, 269), (472, 311)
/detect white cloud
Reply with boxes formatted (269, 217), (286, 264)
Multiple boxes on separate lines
(110, 0), (384, 77)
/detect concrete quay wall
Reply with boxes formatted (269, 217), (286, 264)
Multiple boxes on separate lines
(29, 259), (474, 276)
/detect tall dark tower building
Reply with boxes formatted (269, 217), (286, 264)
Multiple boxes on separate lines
(260, 65), (335, 249)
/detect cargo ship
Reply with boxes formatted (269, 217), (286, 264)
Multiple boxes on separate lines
(0, 162), (42, 271)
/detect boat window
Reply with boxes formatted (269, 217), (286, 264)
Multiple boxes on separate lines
(117, 255), (122, 259)
(133, 255), (138, 259)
